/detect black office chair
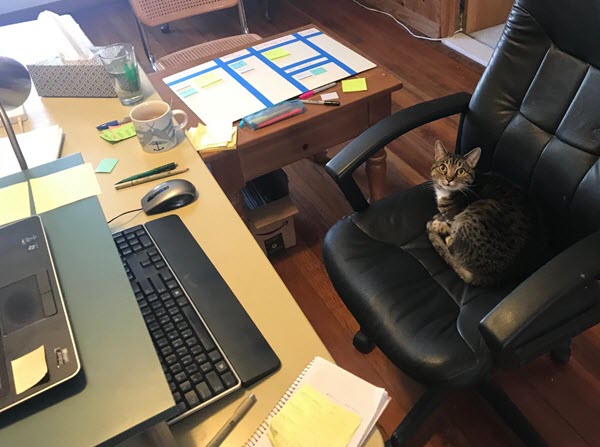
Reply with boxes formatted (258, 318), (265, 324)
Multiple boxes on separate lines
(322, 0), (600, 445)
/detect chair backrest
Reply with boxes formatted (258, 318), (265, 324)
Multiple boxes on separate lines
(130, 0), (240, 27)
(460, 0), (600, 250)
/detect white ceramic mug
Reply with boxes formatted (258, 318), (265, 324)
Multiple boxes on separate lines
(130, 101), (188, 153)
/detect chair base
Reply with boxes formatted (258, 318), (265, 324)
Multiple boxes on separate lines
(550, 339), (572, 364)
(353, 329), (376, 354)
(385, 381), (548, 447)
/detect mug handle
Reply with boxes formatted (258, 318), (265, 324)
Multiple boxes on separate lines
(172, 109), (188, 131)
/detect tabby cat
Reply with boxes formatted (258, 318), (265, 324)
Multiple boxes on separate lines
(426, 140), (536, 287)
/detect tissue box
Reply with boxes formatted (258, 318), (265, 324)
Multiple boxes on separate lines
(27, 55), (117, 98)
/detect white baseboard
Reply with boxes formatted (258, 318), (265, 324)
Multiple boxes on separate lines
(442, 32), (494, 67)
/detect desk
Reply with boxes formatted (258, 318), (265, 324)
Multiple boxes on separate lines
(149, 25), (402, 203)
(0, 68), (385, 447)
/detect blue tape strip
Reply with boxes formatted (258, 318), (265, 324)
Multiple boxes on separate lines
(287, 60), (332, 77)
(214, 58), (272, 108)
(246, 47), (308, 93)
(223, 53), (253, 66)
(165, 65), (217, 87)
(293, 32), (356, 76)
(281, 55), (327, 72)
(301, 31), (323, 39)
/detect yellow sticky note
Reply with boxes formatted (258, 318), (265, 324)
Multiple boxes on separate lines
(342, 78), (368, 93)
(193, 71), (223, 88)
(30, 163), (101, 214)
(0, 182), (31, 226)
(263, 47), (290, 61)
(268, 384), (362, 447)
(11, 345), (48, 395)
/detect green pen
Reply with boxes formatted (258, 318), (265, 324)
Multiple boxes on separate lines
(115, 162), (178, 185)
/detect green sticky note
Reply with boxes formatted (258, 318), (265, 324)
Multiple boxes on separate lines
(100, 122), (137, 143)
(342, 78), (368, 93)
(193, 71), (222, 88)
(310, 67), (326, 76)
(95, 158), (119, 173)
(263, 47), (290, 61)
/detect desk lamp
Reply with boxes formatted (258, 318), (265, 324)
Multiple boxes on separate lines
(0, 56), (32, 170)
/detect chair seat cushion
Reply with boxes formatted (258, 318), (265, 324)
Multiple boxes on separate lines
(323, 183), (519, 387)
(156, 34), (262, 70)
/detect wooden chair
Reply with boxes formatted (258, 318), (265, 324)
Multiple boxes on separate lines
(128, 0), (261, 71)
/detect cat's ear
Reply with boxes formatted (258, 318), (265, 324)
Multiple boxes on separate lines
(434, 140), (448, 161)
(464, 147), (482, 168)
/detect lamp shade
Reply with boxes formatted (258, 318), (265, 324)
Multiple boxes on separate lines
(0, 57), (31, 111)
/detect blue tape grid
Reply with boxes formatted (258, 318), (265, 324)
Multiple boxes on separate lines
(292, 32), (356, 76)
(246, 47), (308, 94)
(213, 58), (272, 108)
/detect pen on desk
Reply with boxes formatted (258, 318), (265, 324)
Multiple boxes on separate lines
(257, 108), (304, 128)
(301, 99), (340, 106)
(205, 394), (257, 447)
(115, 168), (189, 190)
(115, 162), (178, 185)
(96, 116), (131, 131)
(299, 82), (337, 100)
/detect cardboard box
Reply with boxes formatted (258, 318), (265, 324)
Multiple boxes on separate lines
(247, 196), (299, 256)
(27, 55), (117, 98)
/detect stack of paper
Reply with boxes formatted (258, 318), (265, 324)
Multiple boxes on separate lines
(185, 122), (237, 155)
(0, 125), (63, 179)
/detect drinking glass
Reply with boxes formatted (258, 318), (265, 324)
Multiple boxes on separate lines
(98, 43), (143, 106)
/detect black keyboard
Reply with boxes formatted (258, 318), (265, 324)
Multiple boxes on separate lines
(112, 225), (241, 423)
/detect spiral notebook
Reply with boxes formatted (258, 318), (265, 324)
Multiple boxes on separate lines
(244, 356), (390, 447)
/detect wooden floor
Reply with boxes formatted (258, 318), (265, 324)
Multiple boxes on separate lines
(69, 1), (600, 445)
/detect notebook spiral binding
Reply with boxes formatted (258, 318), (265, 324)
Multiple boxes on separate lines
(243, 358), (317, 447)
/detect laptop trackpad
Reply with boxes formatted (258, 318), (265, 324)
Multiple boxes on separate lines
(0, 275), (45, 336)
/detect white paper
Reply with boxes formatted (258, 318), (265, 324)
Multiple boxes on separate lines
(0, 125), (63, 179)
(164, 30), (376, 124)
(38, 11), (93, 60)
(321, 92), (339, 101)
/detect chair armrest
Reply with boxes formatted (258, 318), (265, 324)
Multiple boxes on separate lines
(325, 92), (472, 211)
(480, 230), (600, 353)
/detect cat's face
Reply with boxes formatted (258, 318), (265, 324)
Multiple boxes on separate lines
(431, 141), (481, 192)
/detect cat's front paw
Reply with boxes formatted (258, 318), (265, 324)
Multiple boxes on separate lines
(428, 219), (451, 237)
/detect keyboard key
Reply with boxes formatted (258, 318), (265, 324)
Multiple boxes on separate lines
(126, 233), (136, 240)
(161, 271), (173, 281)
(190, 345), (203, 356)
(176, 297), (187, 307)
(141, 307), (152, 316)
(206, 372), (224, 394)
(195, 353), (207, 364)
(167, 280), (178, 290)
(165, 300), (176, 309)
(151, 301), (162, 310)
(165, 354), (177, 365)
(177, 321), (189, 331)
(161, 346), (173, 356)
(140, 235), (152, 248)
(196, 382), (212, 401)
(151, 255), (162, 263)
(208, 350), (222, 362)
(172, 289), (184, 298)
(180, 381), (192, 393)
(148, 248), (159, 257)
(186, 364), (199, 375)
(169, 382), (177, 392)
(156, 308), (167, 317)
(140, 279), (154, 296)
(200, 362), (212, 373)
(147, 293), (159, 303)
(186, 337), (198, 347)
(164, 322), (175, 332)
(176, 346), (188, 357)
(214, 361), (228, 373)
(172, 338), (184, 349)
(169, 307), (180, 316)
(156, 338), (168, 348)
(221, 372), (237, 389)
(173, 392), (181, 402)
(191, 372), (203, 384)
(171, 363), (183, 374)
(115, 236), (126, 244)
(156, 282), (167, 294)
(159, 315), (170, 325)
(132, 244), (142, 252)
(135, 229), (146, 237)
(185, 390), (200, 408)
(148, 322), (160, 331)
(175, 372), (186, 382)
(181, 355), (193, 366)
(181, 329), (193, 339)
(152, 329), (165, 340)
(173, 314), (185, 324)
(177, 402), (187, 413)
(160, 293), (171, 301)
(167, 331), (179, 340)
(122, 248), (132, 256)
(118, 242), (128, 250)
(144, 314), (156, 324)
(155, 261), (166, 270)
(140, 259), (151, 268)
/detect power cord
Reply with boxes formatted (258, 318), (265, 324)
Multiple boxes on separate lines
(352, 0), (446, 42)
(107, 208), (143, 224)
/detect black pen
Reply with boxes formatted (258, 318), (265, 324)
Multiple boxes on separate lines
(301, 100), (340, 106)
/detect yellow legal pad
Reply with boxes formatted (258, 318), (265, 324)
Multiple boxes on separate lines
(267, 384), (362, 447)
(342, 78), (368, 93)
(30, 163), (101, 214)
(0, 182), (31, 227)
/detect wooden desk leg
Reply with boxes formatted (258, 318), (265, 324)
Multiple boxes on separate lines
(366, 94), (392, 203)
(145, 422), (178, 447)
